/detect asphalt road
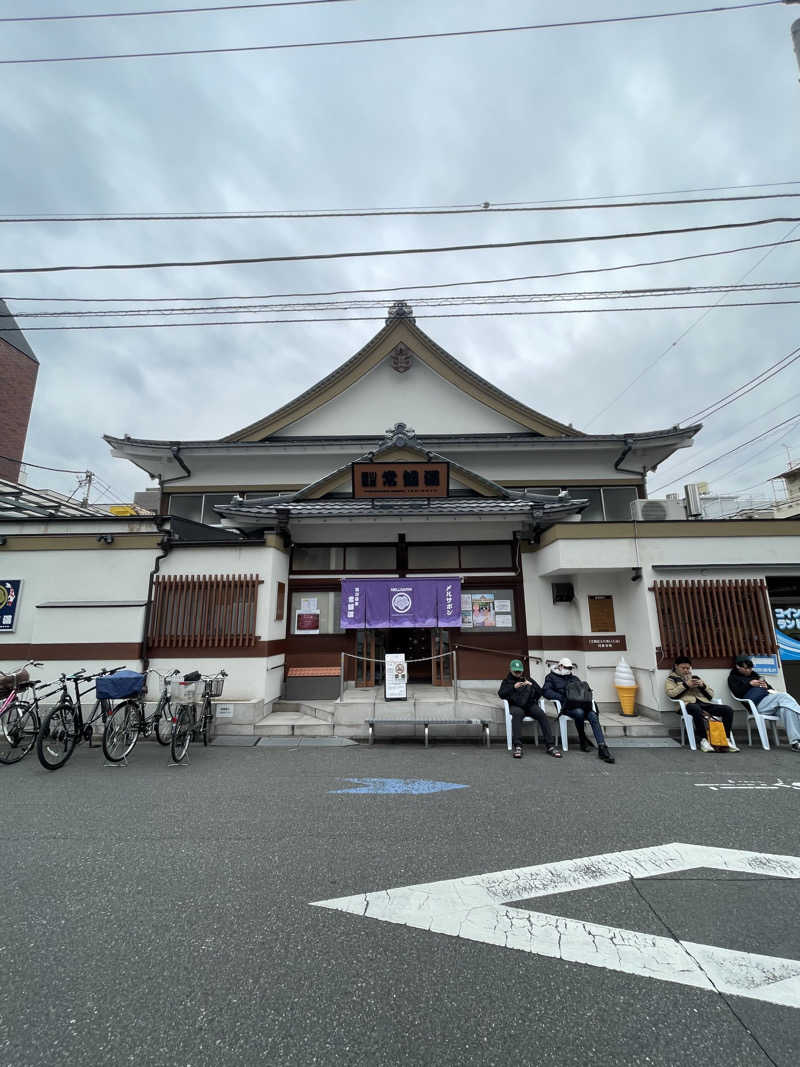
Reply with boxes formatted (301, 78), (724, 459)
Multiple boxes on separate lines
(2, 737), (799, 1067)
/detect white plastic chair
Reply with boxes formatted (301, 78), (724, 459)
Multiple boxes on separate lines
(503, 698), (555, 750)
(728, 692), (780, 750)
(669, 697), (724, 750)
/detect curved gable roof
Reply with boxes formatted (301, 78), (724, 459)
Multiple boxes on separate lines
(224, 313), (581, 442)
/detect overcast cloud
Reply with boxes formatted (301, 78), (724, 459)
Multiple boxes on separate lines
(1, 0), (799, 508)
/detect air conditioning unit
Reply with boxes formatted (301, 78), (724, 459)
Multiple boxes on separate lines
(631, 498), (686, 521)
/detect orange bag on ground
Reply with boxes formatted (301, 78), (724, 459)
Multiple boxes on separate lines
(707, 719), (729, 750)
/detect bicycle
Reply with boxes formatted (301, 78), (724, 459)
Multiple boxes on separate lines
(36, 666), (124, 771)
(0, 660), (44, 765)
(102, 667), (180, 763)
(171, 669), (227, 763)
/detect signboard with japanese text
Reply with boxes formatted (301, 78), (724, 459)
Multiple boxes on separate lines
(0, 580), (21, 634)
(295, 610), (320, 635)
(384, 653), (408, 700)
(352, 462), (449, 498)
(773, 605), (800, 662)
(341, 578), (461, 629)
(585, 635), (627, 651)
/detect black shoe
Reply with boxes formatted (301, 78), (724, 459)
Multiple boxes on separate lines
(598, 744), (615, 764)
(579, 737), (594, 752)
(512, 745), (523, 759)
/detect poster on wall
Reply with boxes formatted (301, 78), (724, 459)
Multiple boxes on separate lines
(300, 597), (318, 612)
(295, 610), (320, 635)
(0, 580), (21, 634)
(460, 592), (473, 629)
(773, 606), (800, 661)
(471, 593), (496, 629)
(384, 653), (408, 700)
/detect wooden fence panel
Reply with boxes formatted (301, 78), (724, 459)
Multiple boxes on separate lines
(147, 574), (263, 649)
(653, 578), (776, 664)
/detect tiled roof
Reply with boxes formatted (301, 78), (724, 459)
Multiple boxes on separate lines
(219, 496), (583, 520)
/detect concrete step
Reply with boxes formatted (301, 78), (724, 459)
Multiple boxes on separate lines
(255, 711), (334, 738)
(270, 700), (335, 724)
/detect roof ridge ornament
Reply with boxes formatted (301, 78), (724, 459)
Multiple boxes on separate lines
(390, 343), (413, 373)
(384, 422), (417, 447)
(386, 300), (415, 324)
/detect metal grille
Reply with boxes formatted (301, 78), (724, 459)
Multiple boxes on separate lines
(148, 574), (262, 648)
(653, 578), (776, 662)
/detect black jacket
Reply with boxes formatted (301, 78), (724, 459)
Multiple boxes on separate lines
(542, 670), (577, 703)
(498, 673), (542, 709)
(727, 668), (772, 703)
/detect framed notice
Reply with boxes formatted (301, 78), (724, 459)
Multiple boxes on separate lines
(471, 593), (496, 629)
(295, 610), (320, 635)
(0, 580), (21, 634)
(384, 653), (408, 700)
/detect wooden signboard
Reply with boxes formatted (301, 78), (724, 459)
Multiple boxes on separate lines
(353, 462), (449, 498)
(588, 595), (616, 633)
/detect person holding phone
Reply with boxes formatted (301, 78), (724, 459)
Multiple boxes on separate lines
(665, 656), (739, 752)
(728, 654), (800, 751)
(499, 659), (562, 760)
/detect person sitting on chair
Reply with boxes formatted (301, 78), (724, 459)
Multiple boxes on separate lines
(727, 654), (800, 752)
(665, 656), (739, 753)
(542, 657), (615, 764)
(498, 659), (562, 760)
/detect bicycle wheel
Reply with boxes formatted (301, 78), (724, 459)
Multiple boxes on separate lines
(170, 705), (193, 763)
(201, 697), (212, 746)
(154, 696), (172, 746)
(0, 699), (40, 765)
(102, 699), (140, 762)
(37, 702), (79, 771)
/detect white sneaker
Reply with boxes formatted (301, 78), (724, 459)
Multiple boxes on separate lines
(699, 738), (714, 753)
(727, 736), (739, 753)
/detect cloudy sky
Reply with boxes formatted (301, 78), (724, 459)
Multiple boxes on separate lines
(2, 0), (799, 508)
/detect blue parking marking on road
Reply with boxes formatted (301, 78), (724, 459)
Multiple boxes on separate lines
(330, 777), (469, 795)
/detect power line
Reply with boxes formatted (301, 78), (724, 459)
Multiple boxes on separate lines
(583, 221), (800, 427)
(8, 178), (800, 219)
(5, 281), (800, 319)
(3, 216), (800, 275)
(5, 191), (800, 224)
(679, 344), (800, 423)
(0, 2), (783, 66)
(12, 299), (800, 331)
(650, 413), (800, 492)
(0, 454), (88, 475)
(5, 236), (800, 303)
(0, 1), (356, 22)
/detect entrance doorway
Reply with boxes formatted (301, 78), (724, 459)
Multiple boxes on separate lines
(355, 628), (454, 686)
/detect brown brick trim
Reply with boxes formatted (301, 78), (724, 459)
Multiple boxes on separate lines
(0, 639), (286, 661)
(0, 642), (142, 661)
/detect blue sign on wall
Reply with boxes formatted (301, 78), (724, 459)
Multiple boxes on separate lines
(773, 606), (800, 662)
(0, 580), (21, 634)
(751, 655), (779, 675)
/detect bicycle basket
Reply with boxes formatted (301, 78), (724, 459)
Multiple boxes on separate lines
(175, 680), (202, 704)
(96, 670), (146, 700)
(209, 674), (226, 697)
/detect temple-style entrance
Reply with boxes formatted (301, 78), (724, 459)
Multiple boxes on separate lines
(355, 628), (454, 686)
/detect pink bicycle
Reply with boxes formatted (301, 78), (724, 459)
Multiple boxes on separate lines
(0, 660), (44, 766)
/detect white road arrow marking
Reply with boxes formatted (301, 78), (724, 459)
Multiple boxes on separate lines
(311, 842), (800, 1008)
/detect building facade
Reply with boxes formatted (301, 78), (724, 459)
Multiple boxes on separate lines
(2, 304), (798, 735)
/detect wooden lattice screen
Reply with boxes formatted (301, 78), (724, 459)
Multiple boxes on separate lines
(148, 574), (262, 648)
(652, 579), (776, 663)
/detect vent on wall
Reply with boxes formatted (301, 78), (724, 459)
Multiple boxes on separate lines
(631, 498), (686, 521)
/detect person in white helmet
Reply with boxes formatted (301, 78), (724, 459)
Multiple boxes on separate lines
(542, 658), (615, 764)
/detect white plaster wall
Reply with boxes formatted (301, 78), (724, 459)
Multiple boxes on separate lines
(0, 548), (154, 652)
(273, 358), (529, 437)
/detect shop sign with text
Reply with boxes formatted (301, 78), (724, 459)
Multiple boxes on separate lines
(0, 580), (21, 634)
(352, 462), (449, 498)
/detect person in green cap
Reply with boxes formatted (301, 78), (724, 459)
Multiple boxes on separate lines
(499, 659), (562, 759)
